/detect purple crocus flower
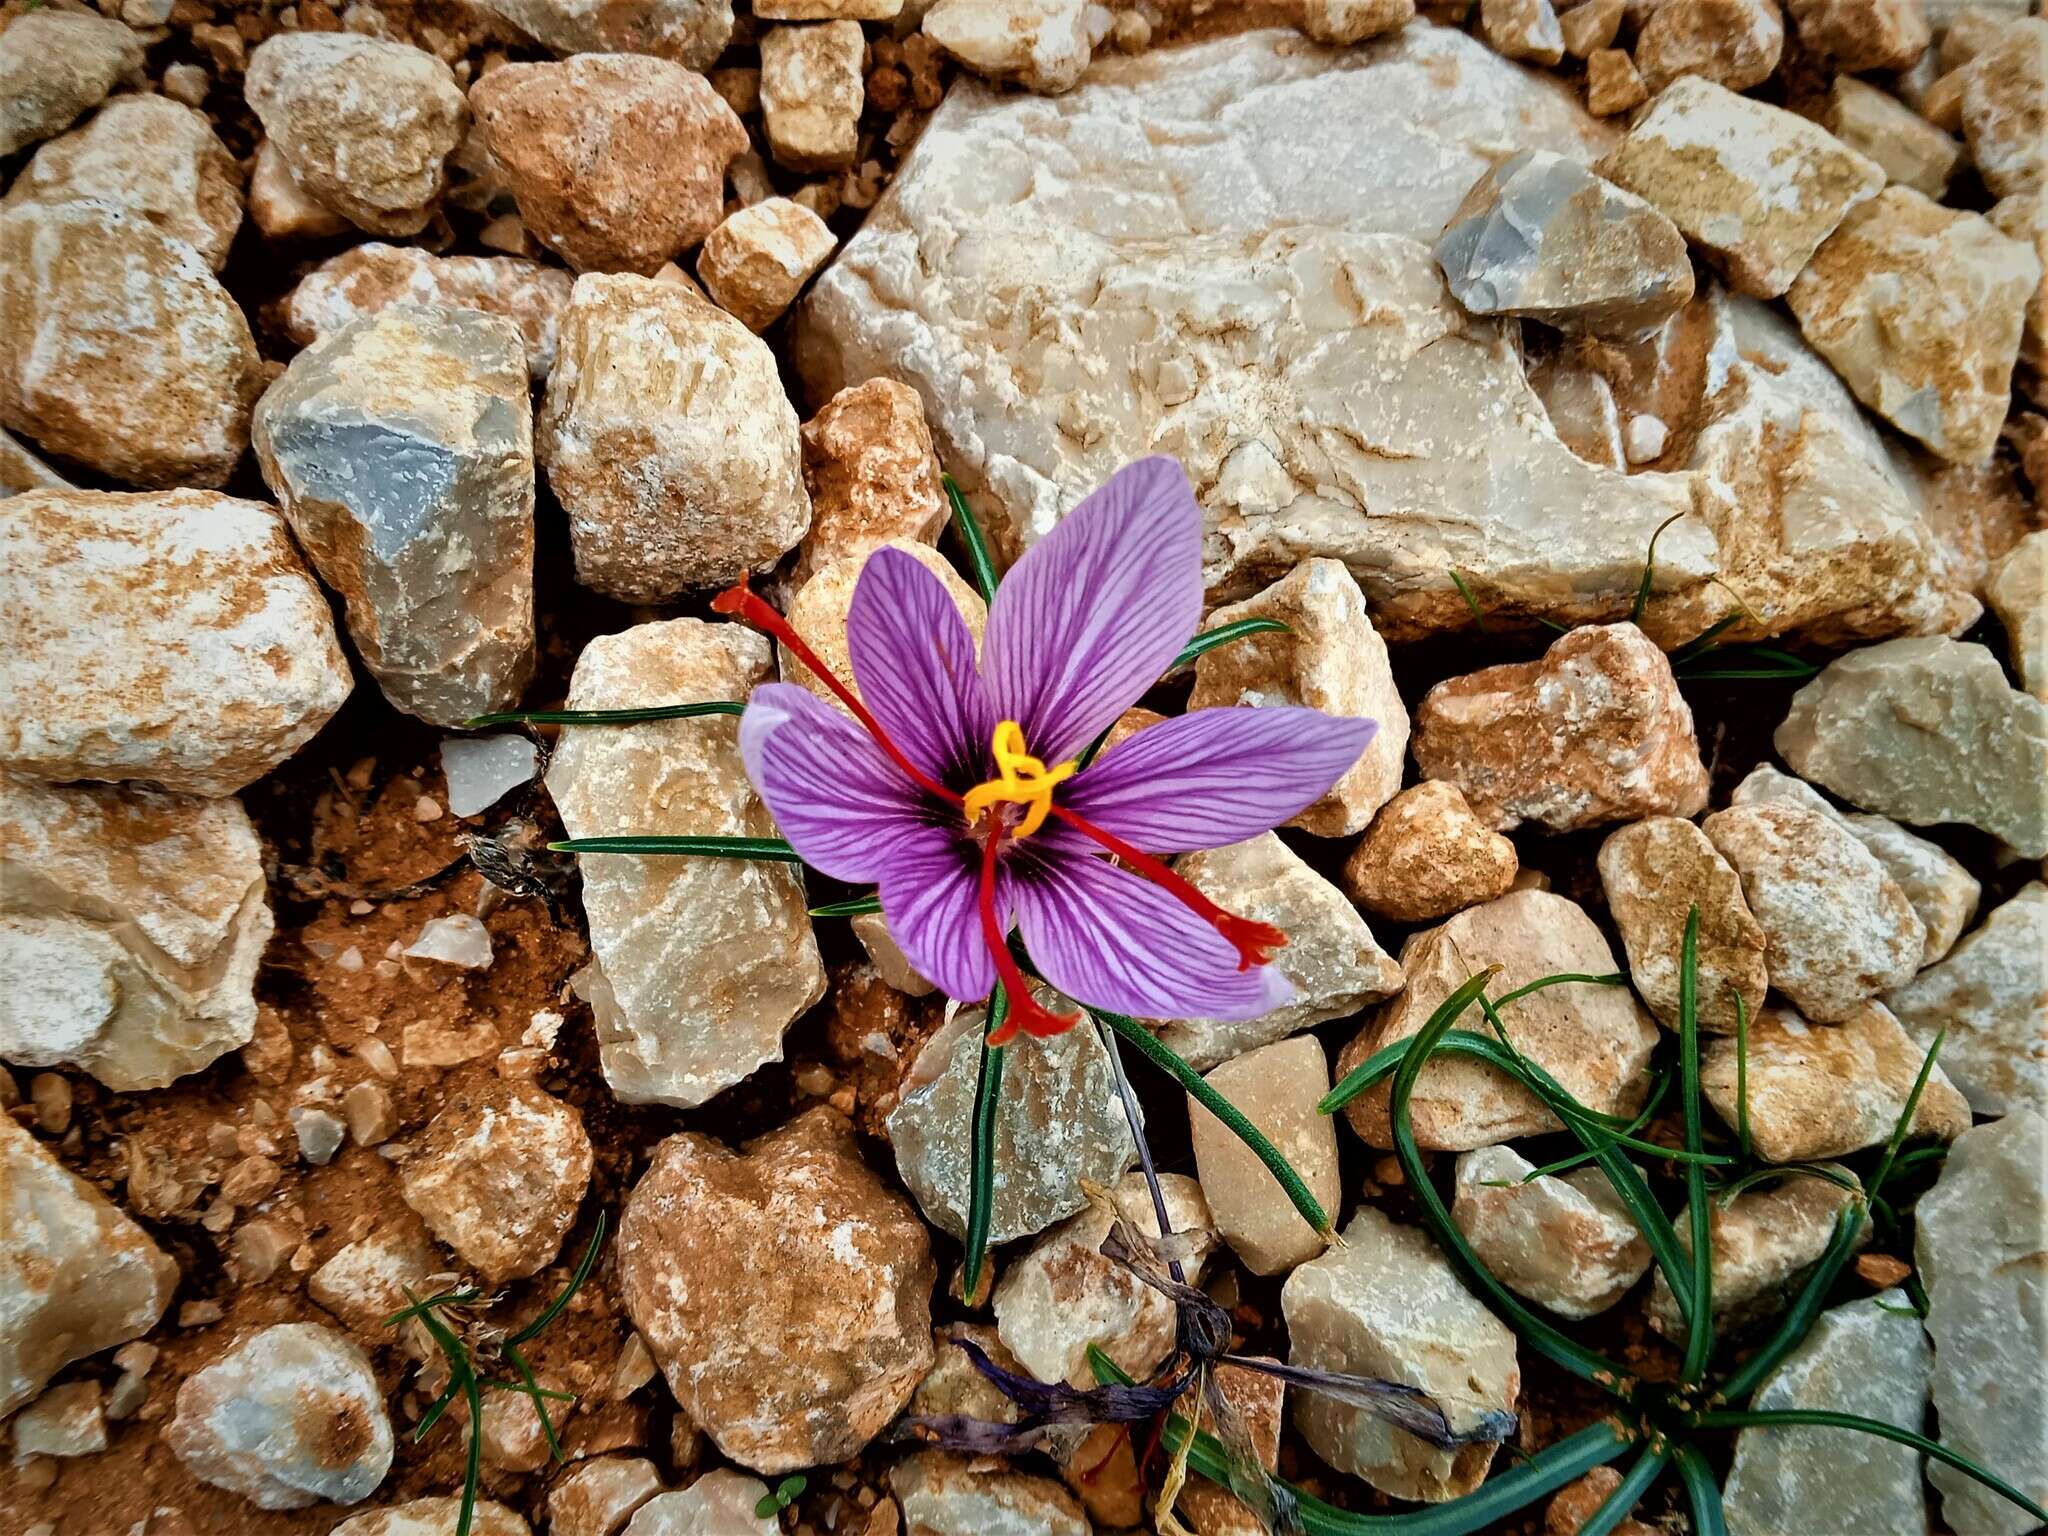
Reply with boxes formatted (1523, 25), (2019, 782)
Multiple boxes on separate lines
(713, 457), (1376, 1045)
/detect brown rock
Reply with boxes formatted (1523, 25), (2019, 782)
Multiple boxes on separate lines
(1634, 0), (1786, 93)
(1192, 1036), (1343, 1274)
(1342, 780), (1518, 925)
(547, 1458), (663, 1536)
(1481, 0), (1565, 62)
(1586, 48), (1649, 115)
(1338, 890), (1660, 1150)
(1990, 193), (2047, 377)
(1825, 77), (1962, 200)
(1549, 1468), (1660, 1536)
(792, 378), (948, 586)
(248, 139), (352, 241)
(761, 20), (865, 172)
(1171, 1361), (1286, 1532)
(400, 1080), (593, 1283)
(1299, 0), (1417, 44)
(1452, 1146), (1652, 1318)
(4, 96), (242, 273)
(472, 55), (749, 274)
(618, 1108), (934, 1473)
(245, 34), (467, 237)
(0, 12), (143, 160)
(1787, 0), (1930, 72)
(698, 197), (837, 332)
(467, 0), (735, 67)
(1411, 622), (1709, 834)
(1596, 815), (1767, 1033)
(1560, 0), (1623, 56)
(1953, 18), (2046, 198)
(0, 200), (262, 489)
(1700, 1002), (1971, 1161)
(1648, 1170), (1866, 1341)
(890, 1452), (1089, 1536)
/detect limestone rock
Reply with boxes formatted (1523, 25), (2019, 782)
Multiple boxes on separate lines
(1601, 77), (1884, 299)
(468, 0), (733, 67)
(1338, 890), (1659, 1150)
(781, 539), (984, 716)
(1633, 0), (1786, 92)
(440, 735), (540, 818)
(0, 489), (351, 795)
(1451, 1146), (1651, 1318)
(910, 1324), (1026, 1427)
(541, 276), (810, 600)
(1597, 815), (1766, 1033)
(1701, 1002), (1971, 1161)
(246, 34), (467, 237)
(886, 986), (1136, 1244)
(167, 1323), (393, 1510)
(0, 775), (270, 1090)
(923, 0), (1104, 94)
(994, 1173), (1217, 1385)
(1787, 0), (1931, 71)
(0, 200), (262, 488)
(618, 1108), (935, 1473)
(1187, 559), (1407, 837)
(1991, 194), (2047, 377)
(332, 1499), (531, 1536)
(0, 11), (143, 160)
(1703, 801), (1923, 1022)
(279, 244), (575, 382)
(0, 426), (68, 498)
(1300, 0), (1416, 44)
(1585, 47), (1648, 115)
(1776, 636), (2048, 856)
(1790, 188), (2038, 466)
(400, 1080), (592, 1283)
(4, 96), (241, 273)
(699, 198), (836, 332)
(1722, 1293), (1934, 1536)
(0, 1114), (177, 1415)
(625, 1472), (777, 1535)
(761, 21), (865, 172)
(308, 1217), (442, 1338)
(1953, 18), (2046, 198)
(1412, 623), (1709, 834)
(761, 0), (901, 14)
(1915, 1110), (2048, 1536)
(1825, 76), (1961, 199)
(548, 1458), (663, 1536)
(1284, 1207), (1518, 1502)
(248, 138), (352, 242)
(1157, 834), (1402, 1068)
(1342, 780), (1517, 925)
(12, 1379), (106, 1458)
(1648, 1171), (1865, 1341)
(793, 378), (948, 585)
(1191, 1035), (1341, 1276)
(1481, 0), (1565, 61)
(1560, 0), (1624, 55)
(1434, 149), (1692, 341)
(471, 56), (747, 275)
(547, 619), (825, 1105)
(253, 304), (535, 728)
(1888, 885), (2048, 1116)
(890, 1451), (1091, 1536)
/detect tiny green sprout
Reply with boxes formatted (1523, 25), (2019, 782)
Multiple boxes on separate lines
(754, 1473), (808, 1519)
(386, 1213), (609, 1536)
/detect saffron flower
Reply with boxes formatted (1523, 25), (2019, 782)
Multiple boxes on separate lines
(716, 457), (1375, 1044)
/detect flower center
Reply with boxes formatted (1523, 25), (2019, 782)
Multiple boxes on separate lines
(963, 721), (1076, 840)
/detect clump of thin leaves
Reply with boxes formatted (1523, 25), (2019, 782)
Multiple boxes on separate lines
(386, 1214), (608, 1536)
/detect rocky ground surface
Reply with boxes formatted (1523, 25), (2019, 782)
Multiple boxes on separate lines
(1, 0), (2045, 1534)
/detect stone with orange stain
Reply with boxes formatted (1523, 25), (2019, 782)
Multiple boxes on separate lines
(1343, 779), (1517, 925)
(791, 378), (948, 586)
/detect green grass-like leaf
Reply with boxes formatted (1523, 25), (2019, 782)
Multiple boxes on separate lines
(943, 473), (1002, 606)
(1673, 1444), (1728, 1536)
(960, 985), (1009, 1301)
(548, 835), (804, 861)
(404, 1291), (485, 1536)
(1667, 611), (1745, 665)
(1677, 908), (1714, 1383)
(1169, 617), (1291, 672)
(1578, 1443), (1669, 1536)
(1448, 568), (1490, 634)
(1630, 511), (1689, 625)
(507, 1212), (607, 1346)
(463, 701), (746, 727)
(808, 892), (884, 917)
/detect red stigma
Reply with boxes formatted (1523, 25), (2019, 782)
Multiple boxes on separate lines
(713, 579), (962, 807)
(978, 816), (1080, 1046)
(1046, 804), (1288, 971)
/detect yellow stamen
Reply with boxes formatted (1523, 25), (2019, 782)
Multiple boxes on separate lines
(963, 720), (1077, 839)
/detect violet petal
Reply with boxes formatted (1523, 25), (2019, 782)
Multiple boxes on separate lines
(846, 547), (995, 786)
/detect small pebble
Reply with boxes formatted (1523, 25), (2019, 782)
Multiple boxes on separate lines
(29, 1073), (73, 1134)
(415, 795), (443, 823)
(290, 1105), (348, 1164)
(343, 1081), (398, 1146)
(1624, 413), (1668, 462)
(441, 733), (540, 817)
(404, 914), (494, 969)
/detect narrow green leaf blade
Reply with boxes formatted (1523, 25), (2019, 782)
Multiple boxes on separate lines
(808, 892), (884, 917)
(508, 1211), (608, 1346)
(1678, 906), (1714, 1383)
(1168, 617), (1290, 673)
(1673, 1444), (1728, 1536)
(943, 473), (1001, 606)
(1631, 511), (1688, 624)
(960, 985), (1009, 1300)
(1575, 1443), (1668, 1536)
(464, 701), (746, 726)
(549, 835), (803, 862)
(1448, 568), (1489, 634)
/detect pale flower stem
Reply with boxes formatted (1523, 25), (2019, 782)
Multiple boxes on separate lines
(1096, 1018), (1185, 1285)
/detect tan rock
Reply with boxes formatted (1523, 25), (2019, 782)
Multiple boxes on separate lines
(1634, 0), (1786, 92)
(1343, 781), (1517, 925)
(0, 200), (262, 489)
(542, 275), (810, 600)
(1159, 833), (1404, 1069)
(1989, 534), (2047, 702)
(626, 1473), (778, 1535)
(1188, 559), (1408, 837)
(0, 489), (351, 795)
(1481, 0), (1565, 60)
(0, 1114), (178, 1415)
(248, 138), (352, 241)
(1601, 77), (1884, 299)
(473, 55), (746, 275)
(1170, 1361), (1286, 1534)
(246, 33), (466, 236)
(780, 539), (984, 718)
(1560, 0), (1624, 55)
(332, 1499), (531, 1536)
(910, 1323), (1027, 1426)
(1300, 0), (1416, 44)
(400, 1080), (591, 1284)
(761, 0), (900, 15)
(546, 1461), (662, 1536)
(793, 378), (948, 586)
(1452, 1146), (1651, 1318)
(1702, 1002), (1971, 1161)
(1937, 4), (2014, 73)
(0, 775), (271, 1091)
(1990, 193), (2048, 377)
(922, 0), (1104, 95)
(761, 21), (864, 173)
(12, 1379), (107, 1458)
(1337, 890), (1660, 1150)
(1191, 1035), (1342, 1275)
(0, 12), (143, 160)
(1953, 17), (2046, 198)
(890, 1451), (1090, 1536)
(1412, 623), (1709, 834)
(1648, 1168), (1866, 1341)
(307, 1217), (442, 1339)
(1788, 0), (1931, 71)
(618, 1108), (935, 1473)
(278, 243), (575, 382)
(1888, 884), (2048, 1116)
(1776, 636), (2048, 857)
(1597, 815), (1767, 1033)
(4, 96), (242, 273)
(1825, 77), (1962, 199)
(467, 0), (734, 68)
(1789, 188), (2037, 466)
(698, 198), (836, 333)
(1284, 1206), (1518, 1502)
(850, 910), (934, 995)
(1585, 47), (1648, 115)
(0, 425), (68, 498)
